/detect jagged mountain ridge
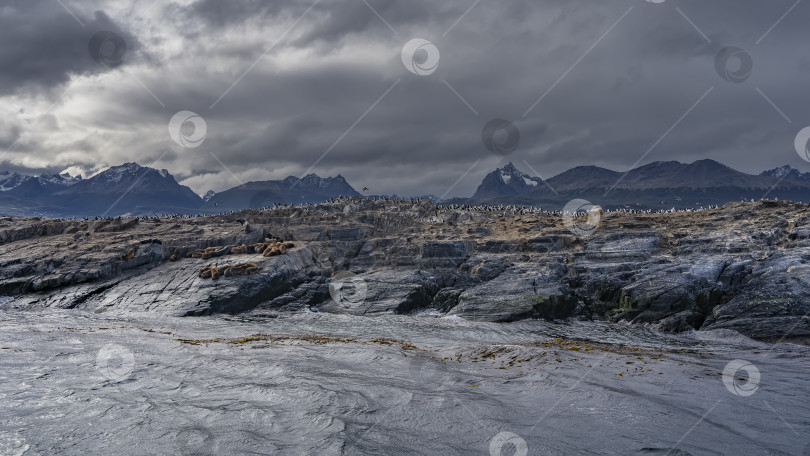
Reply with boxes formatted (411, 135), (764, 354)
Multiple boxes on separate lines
(544, 165), (621, 192)
(50, 163), (203, 216)
(760, 165), (810, 183)
(0, 163), (203, 217)
(0, 170), (81, 198)
(0, 162), (362, 217)
(201, 174), (361, 211)
(604, 159), (777, 190)
(462, 160), (810, 210)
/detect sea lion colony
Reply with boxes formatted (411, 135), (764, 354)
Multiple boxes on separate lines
(198, 263), (261, 280)
(123, 236), (295, 281)
(174, 238), (294, 280)
(179, 239), (294, 260)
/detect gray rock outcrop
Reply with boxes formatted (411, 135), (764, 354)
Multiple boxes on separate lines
(1, 198), (808, 341)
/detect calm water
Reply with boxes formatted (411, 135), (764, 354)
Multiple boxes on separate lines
(0, 309), (808, 455)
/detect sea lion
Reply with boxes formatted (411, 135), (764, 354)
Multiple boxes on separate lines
(211, 245), (232, 257)
(169, 249), (180, 262)
(120, 248), (135, 261)
(235, 263), (261, 275)
(200, 245), (230, 259)
(198, 267), (213, 279)
(198, 262), (262, 279)
(226, 265), (246, 277)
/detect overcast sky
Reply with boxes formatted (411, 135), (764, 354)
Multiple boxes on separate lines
(2, 0), (809, 197)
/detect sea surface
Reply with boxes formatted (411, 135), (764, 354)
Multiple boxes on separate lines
(0, 308), (808, 455)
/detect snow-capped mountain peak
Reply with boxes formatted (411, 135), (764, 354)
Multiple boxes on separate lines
(0, 171), (33, 192)
(88, 163), (178, 186)
(39, 172), (82, 186)
(760, 165), (810, 183)
(472, 162), (543, 199)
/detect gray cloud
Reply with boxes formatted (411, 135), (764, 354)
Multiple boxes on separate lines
(1, 0), (809, 198)
(0, 2), (137, 97)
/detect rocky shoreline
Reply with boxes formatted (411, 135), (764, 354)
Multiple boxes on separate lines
(1, 198), (809, 341)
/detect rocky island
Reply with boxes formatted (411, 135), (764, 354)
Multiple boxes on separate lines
(2, 197), (808, 341)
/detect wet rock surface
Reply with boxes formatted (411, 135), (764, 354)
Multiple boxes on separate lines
(1, 198), (809, 340)
(4, 311), (808, 455)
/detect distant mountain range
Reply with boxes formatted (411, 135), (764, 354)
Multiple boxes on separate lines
(0, 170), (81, 197)
(2, 159), (810, 217)
(201, 174), (360, 211)
(462, 159), (810, 210)
(0, 163), (203, 217)
(0, 163), (361, 217)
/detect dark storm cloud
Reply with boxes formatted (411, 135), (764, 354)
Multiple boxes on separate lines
(0, 1), (137, 97)
(184, 0), (297, 28)
(184, 0), (460, 44)
(2, 0), (809, 197)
